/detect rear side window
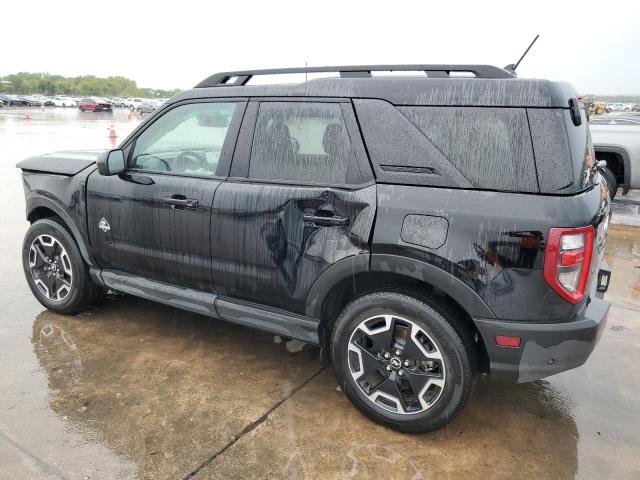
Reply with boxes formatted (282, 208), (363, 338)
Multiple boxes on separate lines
(248, 102), (358, 185)
(400, 107), (538, 192)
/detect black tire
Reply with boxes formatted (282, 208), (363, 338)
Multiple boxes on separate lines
(22, 218), (102, 314)
(331, 291), (475, 433)
(600, 166), (618, 200)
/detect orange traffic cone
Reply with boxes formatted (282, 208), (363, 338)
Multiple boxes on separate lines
(24, 111), (31, 121)
(41, 104), (45, 112)
(108, 124), (117, 139)
(127, 113), (132, 122)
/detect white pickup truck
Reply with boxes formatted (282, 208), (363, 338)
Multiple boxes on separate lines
(590, 114), (640, 198)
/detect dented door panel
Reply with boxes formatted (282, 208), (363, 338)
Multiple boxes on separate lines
(210, 182), (375, 314)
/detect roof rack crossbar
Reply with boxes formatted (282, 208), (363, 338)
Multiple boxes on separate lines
(195, 64), (513, 87)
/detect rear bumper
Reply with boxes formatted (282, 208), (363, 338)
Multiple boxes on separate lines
(474, 292), (610, 383)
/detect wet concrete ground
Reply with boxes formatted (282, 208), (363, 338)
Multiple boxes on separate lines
(1, 108), (639, 479)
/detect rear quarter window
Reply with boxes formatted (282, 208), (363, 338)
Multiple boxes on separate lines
(399, 107), (538, 192)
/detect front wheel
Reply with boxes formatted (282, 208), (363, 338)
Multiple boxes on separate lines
(22, 218), (102, 314)
(331, 291), (475, 433)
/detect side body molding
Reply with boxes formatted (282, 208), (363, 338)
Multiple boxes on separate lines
(97, 270), (320, 344)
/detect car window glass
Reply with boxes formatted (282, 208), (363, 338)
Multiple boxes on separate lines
(130, 102), (237, 176)
(248, 102), (354, 184)
(400, 106), (538, 192)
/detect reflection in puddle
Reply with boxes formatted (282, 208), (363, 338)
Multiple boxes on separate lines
(31, 295), (582, 479)
(31, 296), (320, 479)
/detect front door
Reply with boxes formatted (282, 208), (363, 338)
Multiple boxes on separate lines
(87, 99), (246, 291)
(210, 100), (376, 313)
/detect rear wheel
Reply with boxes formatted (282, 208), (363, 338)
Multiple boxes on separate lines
(22, 218), (102, 314)
(331, 291), (475, 433)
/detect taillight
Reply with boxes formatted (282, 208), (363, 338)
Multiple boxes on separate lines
(543, 226), (594, 304)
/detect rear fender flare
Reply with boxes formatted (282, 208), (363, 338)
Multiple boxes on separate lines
(369, 254), (496, 319)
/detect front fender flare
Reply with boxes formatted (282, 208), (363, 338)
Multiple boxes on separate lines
(26, 194), (96, 267)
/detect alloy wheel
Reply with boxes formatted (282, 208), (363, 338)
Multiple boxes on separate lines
(347, 314), (446, 415)
(29, 234), (73, 302)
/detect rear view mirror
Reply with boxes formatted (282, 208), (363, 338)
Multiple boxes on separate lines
(97, 149), (125, 176)
(197, 112), (229, 128)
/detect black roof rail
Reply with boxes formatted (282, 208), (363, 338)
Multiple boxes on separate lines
(195, 64), (514, 88)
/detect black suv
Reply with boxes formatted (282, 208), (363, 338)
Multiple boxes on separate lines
(17, 65), (612, 433)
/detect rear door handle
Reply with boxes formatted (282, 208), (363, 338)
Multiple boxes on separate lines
(303, 213), (349, 227)
(162, 196), (199, 210)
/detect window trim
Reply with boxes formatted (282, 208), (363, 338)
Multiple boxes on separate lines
(124, 98), (247, 180)
(228, 98), (373, 189)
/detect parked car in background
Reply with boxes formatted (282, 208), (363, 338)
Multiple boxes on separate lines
(78, 97), (112, 112)
(632, 104), (640, 112)
(25, 95), (43, 107)
(134, 100), (157, 115)
(606, 103), (626, 113)
(128, 98), (144, 110)
(7, 95), (29, 106)
(110, 97), (128, 108)
(51, 96), (76, 107)
(591, 116), (640, 198)
(0, 95), (9, 106)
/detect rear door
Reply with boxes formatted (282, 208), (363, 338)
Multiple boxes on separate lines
(87, 99), (246, 291)
(209, 99), (376, 314)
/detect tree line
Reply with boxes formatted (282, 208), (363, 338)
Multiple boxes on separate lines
(0, 72), (181, 98)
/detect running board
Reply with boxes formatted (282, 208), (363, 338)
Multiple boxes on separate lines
(95, 269), (319, 344)
(100, 270), (217, 317)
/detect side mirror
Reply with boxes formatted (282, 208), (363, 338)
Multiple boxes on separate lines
(97, 149), (125, 176)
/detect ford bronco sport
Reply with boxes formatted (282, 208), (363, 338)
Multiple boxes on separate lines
(18, 64), (612, 432)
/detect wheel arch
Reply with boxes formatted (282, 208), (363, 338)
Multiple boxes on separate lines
(594, 146), (631, 194)
(26, 198), (96, 267)
(308, 254), (493, 372)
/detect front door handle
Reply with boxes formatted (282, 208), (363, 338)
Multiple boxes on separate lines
(162, 195), (199, 210)
(303, 213), (349, 227)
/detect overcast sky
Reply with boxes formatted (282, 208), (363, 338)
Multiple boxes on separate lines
(3, 0), (639, 94)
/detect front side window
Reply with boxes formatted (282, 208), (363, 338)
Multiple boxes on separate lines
(130, 102), (237, 176)
(248, 102), (355, 184)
